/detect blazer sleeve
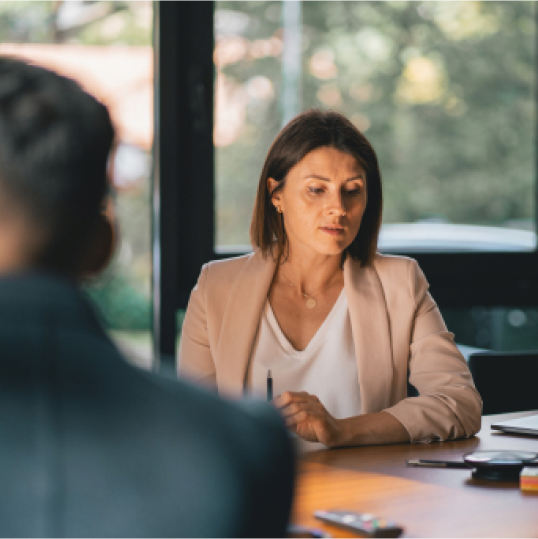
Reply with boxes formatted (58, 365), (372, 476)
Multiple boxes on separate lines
(385, 260), (483, 443)
(177, 264), (217, 387)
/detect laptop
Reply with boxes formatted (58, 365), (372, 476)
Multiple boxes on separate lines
(492, 414), (538, 436)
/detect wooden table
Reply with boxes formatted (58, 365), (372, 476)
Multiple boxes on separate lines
(292, 411), (538, 538)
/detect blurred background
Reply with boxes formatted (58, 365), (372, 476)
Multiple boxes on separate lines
(215, 1), (534, 250)
(0, 0), (153, 366)
(2, 1), (537, 367)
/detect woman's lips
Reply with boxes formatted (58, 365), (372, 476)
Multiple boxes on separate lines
(320, 226), (345, 237)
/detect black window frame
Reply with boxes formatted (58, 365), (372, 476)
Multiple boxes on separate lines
(153, 1), (538, 368)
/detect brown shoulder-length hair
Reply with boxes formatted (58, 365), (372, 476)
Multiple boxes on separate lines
(250, 109), (383, 266)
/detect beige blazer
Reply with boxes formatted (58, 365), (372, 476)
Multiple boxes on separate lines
(178, 251), (482, 443)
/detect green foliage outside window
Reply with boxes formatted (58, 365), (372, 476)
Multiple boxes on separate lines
(216, 1), (534, 247)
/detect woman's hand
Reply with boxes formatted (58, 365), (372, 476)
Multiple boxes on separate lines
(273, 392), (412, 448)
(273, 391), (344, 447)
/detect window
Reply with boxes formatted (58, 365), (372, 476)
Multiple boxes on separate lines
(0, 1), (154, 368)
(215, 1), (535, 253)
(155, 2), (538, 364)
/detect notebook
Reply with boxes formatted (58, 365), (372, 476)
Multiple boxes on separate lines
(491, 414), (538, 436)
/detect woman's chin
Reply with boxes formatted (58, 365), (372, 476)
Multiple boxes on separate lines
(315, 237), (352, 256)
(308, 243), (348, 258)
(289, 233), (352, 258)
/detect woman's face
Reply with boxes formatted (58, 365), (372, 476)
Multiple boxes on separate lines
(268, 146), (367, 258)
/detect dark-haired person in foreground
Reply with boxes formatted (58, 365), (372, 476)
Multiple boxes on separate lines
(179, 109), (482, 449)
(0, 56), (294, 538)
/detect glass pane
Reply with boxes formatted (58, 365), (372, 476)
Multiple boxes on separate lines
(0, 1), (154, 368)
(443, 306), (538, 357)
(215, 1), (535, 254)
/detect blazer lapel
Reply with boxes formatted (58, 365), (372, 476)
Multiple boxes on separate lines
(216, 251), (277, 396)
(344, 257), (393, 413)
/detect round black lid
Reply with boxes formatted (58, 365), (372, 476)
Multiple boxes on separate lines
(463, 450), (538, 481)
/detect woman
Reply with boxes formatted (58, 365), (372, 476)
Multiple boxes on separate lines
(179, 109), (482, 447)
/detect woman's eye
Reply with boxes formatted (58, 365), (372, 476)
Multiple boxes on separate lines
(308, 187), (324, 194)
(345, 188), (361, 196)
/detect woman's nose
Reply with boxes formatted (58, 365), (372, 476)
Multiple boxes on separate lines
(325, 193), (346, 216)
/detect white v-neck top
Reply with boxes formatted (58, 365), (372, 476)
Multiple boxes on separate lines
(247, 290), (362, 420)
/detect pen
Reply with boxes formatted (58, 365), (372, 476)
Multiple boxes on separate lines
(267, 370), (273, 401)
(406, 459), (471, 469)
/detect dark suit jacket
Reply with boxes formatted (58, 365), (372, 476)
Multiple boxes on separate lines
(0, 273), (295, 538)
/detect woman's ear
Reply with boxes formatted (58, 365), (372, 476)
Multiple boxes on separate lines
(267, 177), (281, 208)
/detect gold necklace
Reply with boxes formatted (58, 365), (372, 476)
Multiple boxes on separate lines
(285, 278), (322, 309)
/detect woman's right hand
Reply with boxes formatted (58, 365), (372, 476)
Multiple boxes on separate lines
(273, 391), (344, 447)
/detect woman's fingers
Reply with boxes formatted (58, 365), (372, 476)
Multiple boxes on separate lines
(283, 409), (317, 423)
(279, 399), (319, 417)
(275, 393), (323, 419)
(273, 390), (341, 445)
(278, 399), (326, 426)
(273, 391), (311, 408)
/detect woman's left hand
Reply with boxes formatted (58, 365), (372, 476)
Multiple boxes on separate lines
(273, 391), (343, 447)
